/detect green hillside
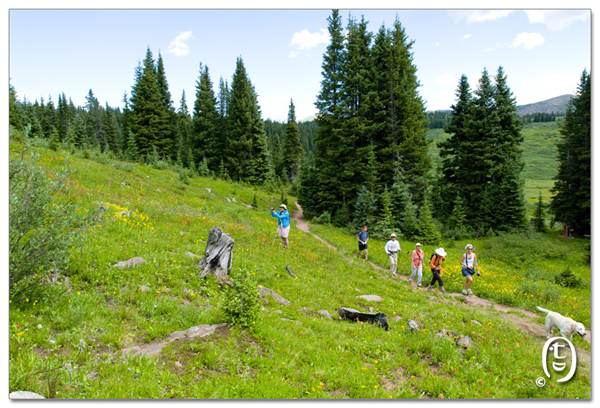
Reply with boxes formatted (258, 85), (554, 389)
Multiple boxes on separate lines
(428, 120), (562, 216)
(9, 138), (590, 399)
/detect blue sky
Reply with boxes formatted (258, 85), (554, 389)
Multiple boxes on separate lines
(8, 4), (592, 122)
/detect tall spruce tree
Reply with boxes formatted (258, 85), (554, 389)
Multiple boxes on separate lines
(438, 74), (473, 220)
(282, 99), (303, 181)
(550, 70), (591, 236)
(192, 64), (220, 169)
(382, 18), (431, 205)
(129, 48), (173, 159)
(155, 52), (177, 159)
(311, 9), (346, 220)
(226, 57), (270, 184)
(176, 91), (194, 168)
(9, 83), (24, 131)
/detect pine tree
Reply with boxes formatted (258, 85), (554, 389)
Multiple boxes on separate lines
(414, 195), (441, 245)
(382, 18), (431, 205)
(192, 64), (220, 169)
(282, 99), (304, 181)
(533, 192), (547, 232)
(226, 57), (270, 184)
(375, 186), (395, 239)
(155, 52), (177, 159)
(129, 48), (173, 158)
(70, 113), (87, 148)
(124, 129), (138, 161)
(550, 70), (591, 236)
(311, 9), (346, 219)
(9, 83), (24, 131)
(215, 77), (230, 172)
(353, 185), (377, 229)
(439, 74), (473, 202)
(176, 91), (194, 168)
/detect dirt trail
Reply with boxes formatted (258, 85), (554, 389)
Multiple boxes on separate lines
(291, 202), (591, 351)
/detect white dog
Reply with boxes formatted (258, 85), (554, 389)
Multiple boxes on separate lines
(536, 306), (586, 341)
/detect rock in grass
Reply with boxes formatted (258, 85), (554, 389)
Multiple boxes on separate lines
(407, 319), (421, 332)
(258, 285), (291, 305)
(281, 318), (302, 325)
(471, 320), (482, 326)
(112, 257), (147, 269)
(318, 309), (333, 319)
(357, 295), (383, 302)
(456, 336), (475, 349)
(10, 391), (45, 399)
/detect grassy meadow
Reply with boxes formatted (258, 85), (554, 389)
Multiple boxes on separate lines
(9, 137), (590, 399)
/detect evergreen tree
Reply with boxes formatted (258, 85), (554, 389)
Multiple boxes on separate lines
(382, 18), (431, 205)
(374, 186), (395, 238)
(103, 105), (122, 154)
(129, 48), (173, 158)
(176, 91), (194, 168)
(70, 112), (87, 148)
(550, 70), (591, 236)
(192, 64), (220, 169)
(9, 83), (24, 131)
(311, 9), (346, 219)
(438, 74), (473, 204)
(533, 192), (547, 232)
(226, 57), (270, 184)
(447, 194), (467, 228)
(215, 77), (230, 171)
(414, 195), (441, 245)
(353, 185), (377, 229)
(124, 130), (139, 161)
(56, 93), (73, 142)
(40, 96), (57, 138)
(282, 99), (303, 181)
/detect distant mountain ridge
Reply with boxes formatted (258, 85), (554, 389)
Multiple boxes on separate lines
(516, 94), (573, 116)
(300, 95), (574, 123)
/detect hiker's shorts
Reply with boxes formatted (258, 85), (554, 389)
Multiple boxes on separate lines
(278, 225), (290, 238)
(461, 267), (476, 277)
(358, 243), (368, 251)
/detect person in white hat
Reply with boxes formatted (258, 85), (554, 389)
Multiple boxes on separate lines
(271, 204), (290, 248)
(460, 244), (480, 296)
(427, 247), (447, 294)
(384, 233), (401, 277)
(409, 243), (424, 287)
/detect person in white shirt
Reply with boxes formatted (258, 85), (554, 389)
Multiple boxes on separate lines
(385, 233), (401, 277)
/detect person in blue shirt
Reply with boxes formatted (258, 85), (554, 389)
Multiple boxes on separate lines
(357, 226), (369, 261)
(271, 204), (290, 248)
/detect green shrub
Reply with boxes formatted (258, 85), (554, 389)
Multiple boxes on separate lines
(220, 268), (261, 329)
(9, 143), (95, 302)
(312, 211), (332, 225)
(554, 267), (583, 288)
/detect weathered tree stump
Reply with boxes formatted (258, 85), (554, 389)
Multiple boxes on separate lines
(198, 226), (234, 284)
(337, 307), (388, 330)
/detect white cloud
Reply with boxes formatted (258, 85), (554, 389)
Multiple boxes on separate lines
(449, 10), (513, 24)
(519, 72), (580, 104)
(525, 10), (589, 32)
(291, 28), (329, 50)
(288, 51), (299, 59)
(512, 32), (545, 50)
(463, 34), (472, 39)
(435, 42), (440, 46)
(435, 73), (457, 87)
(167, 31), (194, 57)
(486, 48), (493, 52)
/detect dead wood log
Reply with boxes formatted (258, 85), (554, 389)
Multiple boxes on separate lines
(198, 226), (234, 284)
(286, 265), (297, 278)
(337, 307), (388, 330)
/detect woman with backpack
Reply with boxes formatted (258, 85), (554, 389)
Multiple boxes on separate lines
(427, 248), (447, 294)
(460, 244), (480, 296)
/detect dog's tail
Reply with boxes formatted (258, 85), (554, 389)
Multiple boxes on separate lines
(536, 306), (551, 314)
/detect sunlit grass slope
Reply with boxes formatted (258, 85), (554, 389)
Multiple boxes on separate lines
(9, 140), (589, 399)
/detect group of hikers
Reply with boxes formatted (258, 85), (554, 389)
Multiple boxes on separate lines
(270, 205), (480, 296)
(358, 226), (480, 296)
